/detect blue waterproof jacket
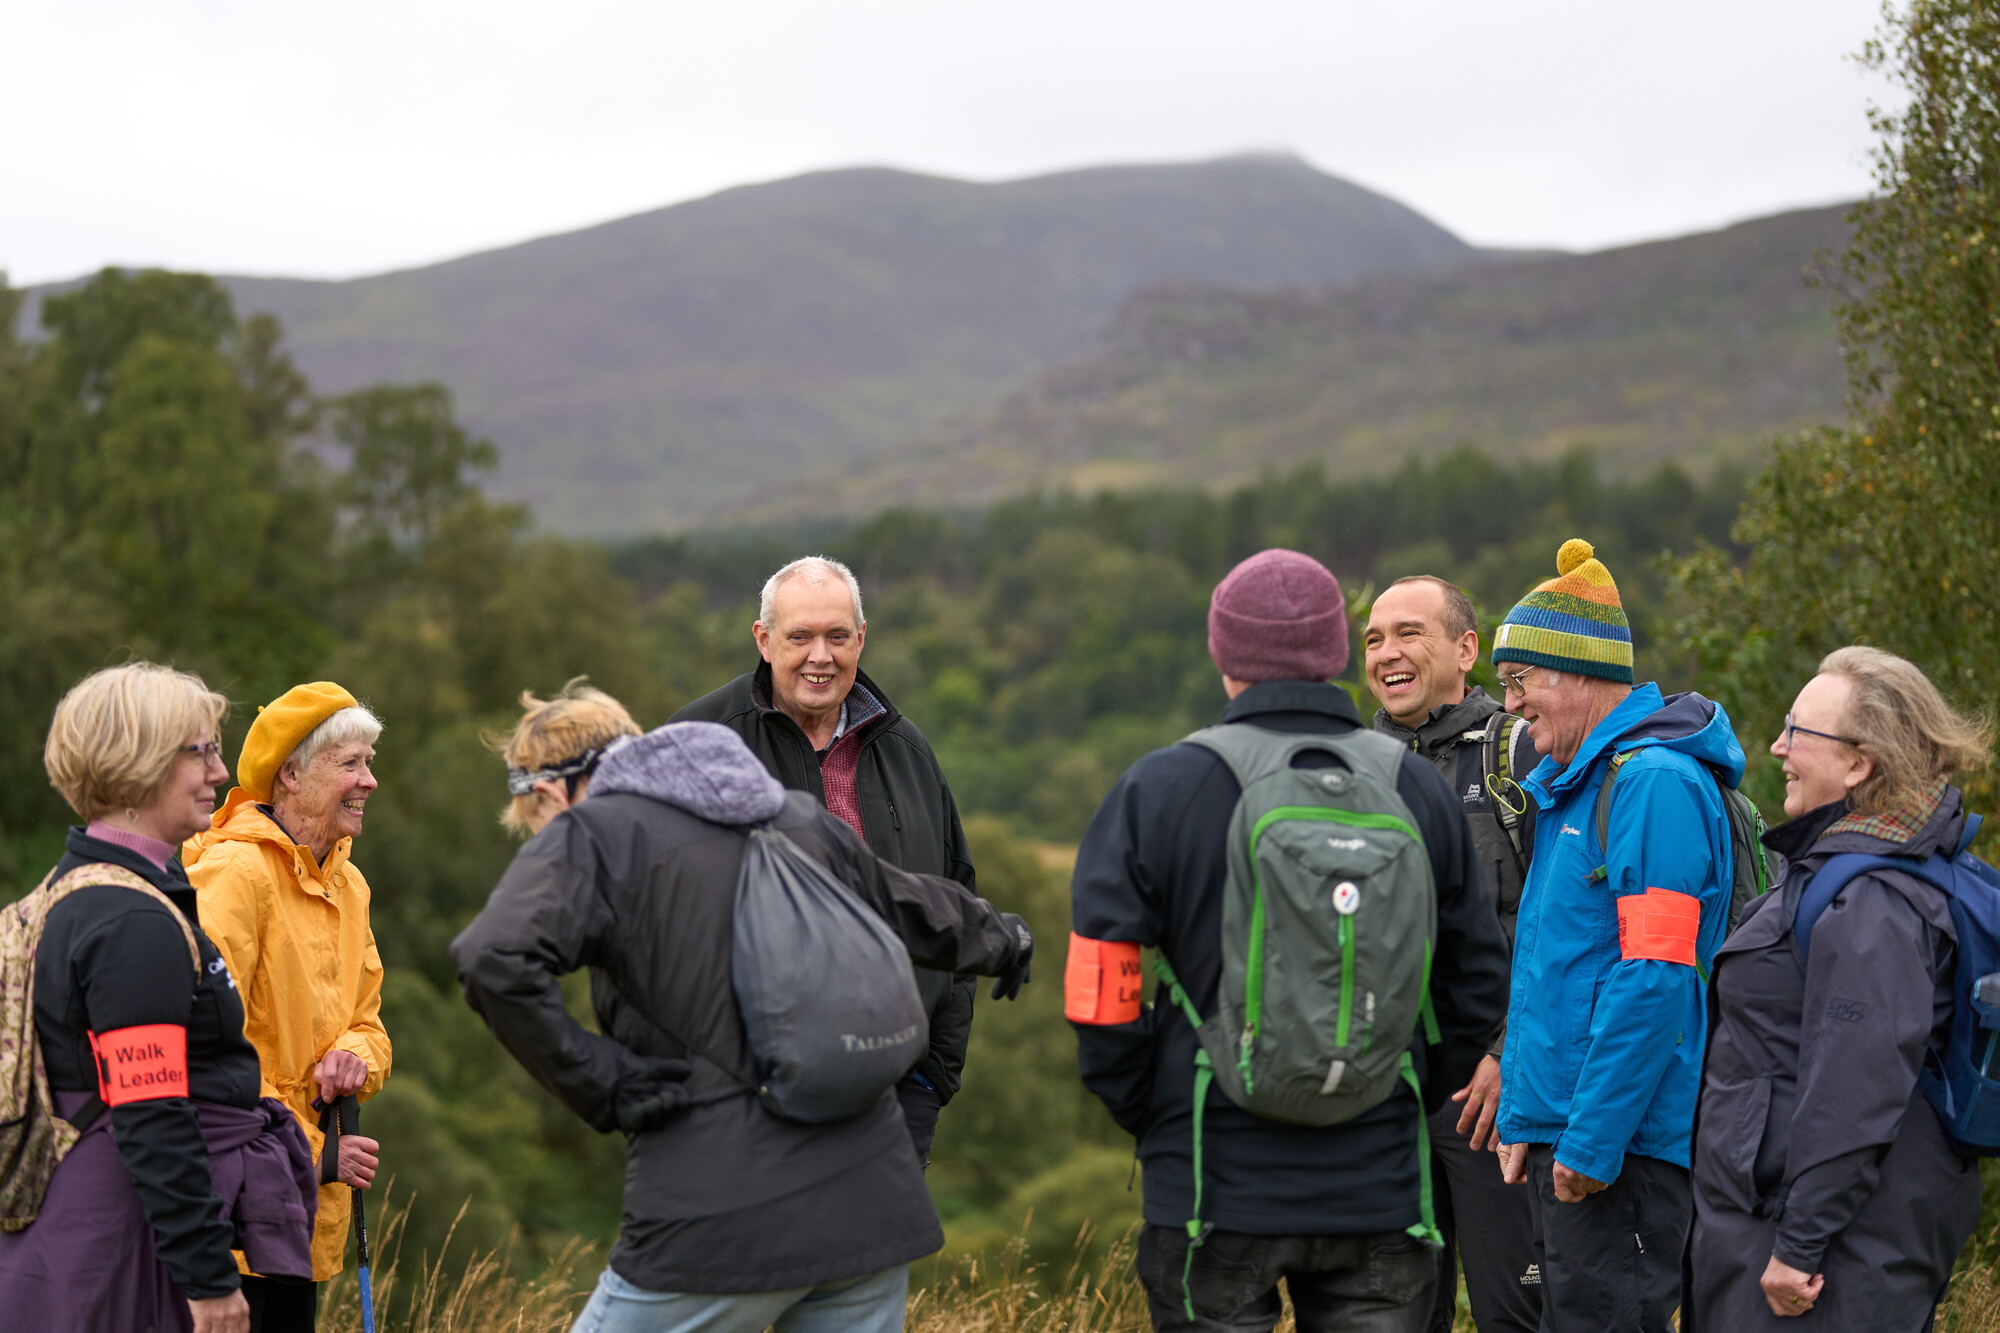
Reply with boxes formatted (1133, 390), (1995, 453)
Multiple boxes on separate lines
(1496, 684), (1743, 1183)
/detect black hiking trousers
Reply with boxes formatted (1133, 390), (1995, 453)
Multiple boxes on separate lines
(1136, 1224), (1437, 1333)
(1524, 1145), (1689, 1333)
(1426, 1102), (1542, 1333)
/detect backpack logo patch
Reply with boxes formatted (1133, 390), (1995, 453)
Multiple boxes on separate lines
(1326, 836), (1367, 852)
(1332, 882), (1361, 915)
(838, 1024), (921, 1053)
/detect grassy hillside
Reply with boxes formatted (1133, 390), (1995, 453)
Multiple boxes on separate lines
(777, 203), (1853, 518)
(23, 154), (1476, 535)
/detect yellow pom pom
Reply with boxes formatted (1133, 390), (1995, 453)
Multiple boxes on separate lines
(1557, 538), (1595, 577)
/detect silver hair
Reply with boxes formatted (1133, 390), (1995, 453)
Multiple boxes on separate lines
(283, 705), (384, 777)
(758, 556), (865, 629)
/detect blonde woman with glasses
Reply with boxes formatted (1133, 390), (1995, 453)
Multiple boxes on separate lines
(0, 664), (316, 1333)
(1687, 646), (1991, 1330)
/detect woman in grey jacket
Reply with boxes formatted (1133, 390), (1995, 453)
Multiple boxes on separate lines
(1687, 646), (1988, 1330)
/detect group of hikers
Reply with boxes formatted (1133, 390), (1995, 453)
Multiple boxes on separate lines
(0, 540), (1990, 1333)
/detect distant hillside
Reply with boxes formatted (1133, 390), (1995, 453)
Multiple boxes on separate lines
(22, 154), (1480, 534)
(769, 204), (1854, 519)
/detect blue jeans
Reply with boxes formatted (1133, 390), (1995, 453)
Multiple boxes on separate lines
(573, 1263), (910, 1333)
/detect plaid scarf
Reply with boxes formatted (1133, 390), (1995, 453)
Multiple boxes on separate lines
(1819, 775), (1950, 847)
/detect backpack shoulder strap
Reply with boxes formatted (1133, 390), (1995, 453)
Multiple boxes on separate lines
(41, 864), (200, 975)
(1593, 750), (1635, 854)
(1477, 714), (1530, 866)
(1793, 852), (1952, 960)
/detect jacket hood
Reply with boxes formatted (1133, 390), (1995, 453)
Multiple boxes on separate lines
(183, 786), (334, 872)
(1610, 689), (1746, 785)
(590, 722), (787, 825)
(1373, 687), (1501, 759)
(1528, 683), (1746, 799)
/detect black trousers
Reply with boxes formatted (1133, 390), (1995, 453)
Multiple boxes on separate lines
(1524, 1145), (1688, 1333)
(1425, 1103), (1542, 1333)
(1136, 1224), (1437, 1333)
(242, 1274), (318, 1332)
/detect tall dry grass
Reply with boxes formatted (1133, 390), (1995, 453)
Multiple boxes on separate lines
(316, 1191), (594, 1333)
(315, 1197), (2000, 1333)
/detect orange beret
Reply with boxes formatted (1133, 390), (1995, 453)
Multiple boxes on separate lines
(237, 681), (359, 801)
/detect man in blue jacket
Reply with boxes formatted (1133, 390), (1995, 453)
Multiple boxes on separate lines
(1490, 539), (1743, 1333)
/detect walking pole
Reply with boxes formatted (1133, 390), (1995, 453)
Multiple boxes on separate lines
(319, 1093), (377, 1333)
(340, 1094), (377, 1333)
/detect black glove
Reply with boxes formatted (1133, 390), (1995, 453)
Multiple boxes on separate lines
(613, 1055), (693, 1134)
(990, 912), (1034, 1001)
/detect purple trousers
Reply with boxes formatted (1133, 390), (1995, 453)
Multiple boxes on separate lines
(0, 1090), (314, 1332)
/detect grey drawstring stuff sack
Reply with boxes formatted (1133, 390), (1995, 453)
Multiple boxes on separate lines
(733, 825), (929, 1123)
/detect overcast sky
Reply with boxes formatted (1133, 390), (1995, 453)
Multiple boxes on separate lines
(3, 0), (1895, 285)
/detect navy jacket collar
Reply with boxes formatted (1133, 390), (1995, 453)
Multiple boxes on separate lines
(1219, 679), (1363, 729)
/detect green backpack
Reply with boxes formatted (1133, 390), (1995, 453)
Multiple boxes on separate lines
(1151, 724), (1444, 1315)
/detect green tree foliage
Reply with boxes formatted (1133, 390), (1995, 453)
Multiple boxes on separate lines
(1671, 0), (2000, 813)
(0, 263), (1752, 1299)
(0, 268), (652, 1281)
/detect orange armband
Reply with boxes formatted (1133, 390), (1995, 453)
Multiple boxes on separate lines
(1064, 933), (1144, 1024)
(88, 1024), (189, 1105)
(1616, 889), (1701, 967)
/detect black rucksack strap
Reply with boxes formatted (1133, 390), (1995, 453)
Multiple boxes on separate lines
(63, 1093), (104, 1134)
(1478, 715), (1530, 876)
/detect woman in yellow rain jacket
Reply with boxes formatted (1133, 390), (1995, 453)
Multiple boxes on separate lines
(184, 681), (392, 1331)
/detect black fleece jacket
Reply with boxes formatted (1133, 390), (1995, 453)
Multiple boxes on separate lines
(1070, 681), (1509, 1236)
(671, 664), (981, 1102)
(35, 828), (263, 1298)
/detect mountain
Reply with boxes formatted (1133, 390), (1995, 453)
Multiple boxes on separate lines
(21, 154), (1480, 535)
(769, 203), (1854, 518)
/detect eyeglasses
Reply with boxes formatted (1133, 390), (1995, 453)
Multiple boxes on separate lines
(183, 741), (223, 762)
(1498, 665), (1539, 697)
(1779, 714), (1862, 749)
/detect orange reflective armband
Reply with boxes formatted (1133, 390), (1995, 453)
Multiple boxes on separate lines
(88, 1024), (189, 1105)
(1064, 933), (1144, 1024)
(1616, 889), (1701, 967)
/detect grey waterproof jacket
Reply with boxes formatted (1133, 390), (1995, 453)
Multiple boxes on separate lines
(450, 723), (1025, 1293)
(1685, 791), (1982, 1332)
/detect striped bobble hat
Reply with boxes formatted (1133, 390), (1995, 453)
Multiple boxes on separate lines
(1490, 538), (1634, 684)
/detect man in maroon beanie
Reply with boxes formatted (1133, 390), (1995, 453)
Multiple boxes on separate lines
(1066, 549), (1509, 1333)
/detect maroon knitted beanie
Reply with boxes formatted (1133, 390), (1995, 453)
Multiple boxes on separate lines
(1207, 549), (1349, 683)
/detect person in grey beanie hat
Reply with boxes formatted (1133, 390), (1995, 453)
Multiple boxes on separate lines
(1068, 549), (1508, 1333)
